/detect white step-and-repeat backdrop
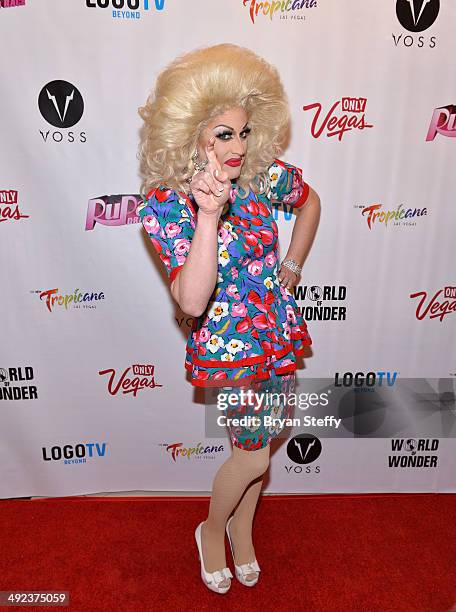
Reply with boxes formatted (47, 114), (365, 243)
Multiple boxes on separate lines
(1, 0), (455, 498)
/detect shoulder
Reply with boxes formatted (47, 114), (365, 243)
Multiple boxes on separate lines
(267, 158), (302, 177)
(265, 158), (303, 191)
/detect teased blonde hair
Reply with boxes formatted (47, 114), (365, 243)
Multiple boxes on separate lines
(137, 43), (291, 198)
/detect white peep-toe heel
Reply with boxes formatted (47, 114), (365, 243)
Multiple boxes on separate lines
(226, 515), (261, 587)
(195, 522), (233, 594)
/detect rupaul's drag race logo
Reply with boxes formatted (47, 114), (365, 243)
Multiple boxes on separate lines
(99, 364), (162, 397)
(410, 286), (456, 322)
(0, 190), (29, 224)
(356, 202), (428, 230)
(303, 97), (374, 141)
(426, 105), (456, 141)
(163, 442), (225, 463)
(0, 0), (25, 7)
(85, 0), (165, 19)
(86, 194), (143, 230)
(242, 0), (316, 23)
(31, 288), (105, 312)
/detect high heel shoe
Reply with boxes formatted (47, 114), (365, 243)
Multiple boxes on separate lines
(194, 522), (233, 594)
(226, 515), (261, 587)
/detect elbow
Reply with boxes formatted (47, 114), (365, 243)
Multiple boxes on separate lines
(308, 187), (321, 208)
(183, 303), (206, 318)
(170, 274), (212, 318)
(174, 292), (205, 317)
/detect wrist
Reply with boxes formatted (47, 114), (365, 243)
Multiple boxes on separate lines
(281, 258), (302, 276)
(197, 209), (221, 222)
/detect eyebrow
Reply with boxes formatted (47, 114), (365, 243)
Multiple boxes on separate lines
(213, 123), (250, 131)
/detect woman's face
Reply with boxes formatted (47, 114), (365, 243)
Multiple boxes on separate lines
(197, 106), (250, 181)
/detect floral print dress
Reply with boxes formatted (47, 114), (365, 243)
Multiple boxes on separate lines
(137, 158), (312, 388)
(138, 158), (313, 450)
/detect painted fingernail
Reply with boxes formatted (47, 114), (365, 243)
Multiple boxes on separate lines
(214, 169), (219, 177)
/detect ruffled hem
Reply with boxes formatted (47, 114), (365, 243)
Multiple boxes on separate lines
(184, 322), (312, 388)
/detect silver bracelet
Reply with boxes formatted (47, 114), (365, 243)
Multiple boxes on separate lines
(281, 259), (302, 276)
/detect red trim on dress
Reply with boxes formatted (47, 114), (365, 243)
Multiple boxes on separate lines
(293, 180), (310, 209)
(182, 320), (312, 388)
(184, 360), (302, 388)
(186, 367), (273, 388)
(185, 323), (311, 365)
(169, 265), (183, 283)
(272, 159), (310, 209)
(273, 158), (288, 170)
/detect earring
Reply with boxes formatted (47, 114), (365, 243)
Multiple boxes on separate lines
(191, 149), (208, 173)
(185, 149), (209, 191)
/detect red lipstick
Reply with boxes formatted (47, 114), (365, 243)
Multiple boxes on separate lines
(225, 158), (242, 167)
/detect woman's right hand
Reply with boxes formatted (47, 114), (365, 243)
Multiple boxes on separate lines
(189, 136), (232, 216)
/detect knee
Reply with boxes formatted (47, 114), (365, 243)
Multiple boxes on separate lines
(234, 445), (270, 478)
(250, 452), (270, 478)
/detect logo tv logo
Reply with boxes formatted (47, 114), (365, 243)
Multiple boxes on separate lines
(86, 0), (165, 9)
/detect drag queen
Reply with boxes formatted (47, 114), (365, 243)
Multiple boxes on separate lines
(137, 43), (320, 593)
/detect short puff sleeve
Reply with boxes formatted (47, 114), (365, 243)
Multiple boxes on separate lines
(267, 158), (310, 209)
(137, 186), (196, 283)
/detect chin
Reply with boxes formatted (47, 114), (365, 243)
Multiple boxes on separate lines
(225, 165), (243, 180)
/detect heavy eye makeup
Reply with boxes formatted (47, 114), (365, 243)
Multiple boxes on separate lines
(214, 127), (251, 141)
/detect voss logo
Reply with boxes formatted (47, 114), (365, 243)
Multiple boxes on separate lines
(396, 0), (439, 32)
(393, 0), (439, 48)
(38, 80), (86, 144)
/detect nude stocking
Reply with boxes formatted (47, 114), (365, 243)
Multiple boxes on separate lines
(228, 476), (264, 581)
(200, 444), (270, 587)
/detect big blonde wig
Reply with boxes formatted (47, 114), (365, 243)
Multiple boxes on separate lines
(138, 43), (291, 198)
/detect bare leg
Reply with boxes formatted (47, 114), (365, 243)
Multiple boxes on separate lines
(200, 444), (270, 588)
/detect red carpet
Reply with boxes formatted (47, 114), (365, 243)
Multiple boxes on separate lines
(1, 493), (455, 612)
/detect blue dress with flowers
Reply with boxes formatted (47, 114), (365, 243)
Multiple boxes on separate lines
(137, 158), (312, 390)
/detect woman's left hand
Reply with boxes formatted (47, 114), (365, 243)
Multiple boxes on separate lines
(278, 264), (300, 290)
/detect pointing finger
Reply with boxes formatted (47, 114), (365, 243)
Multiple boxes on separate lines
(205, 136), (220, 170)
(215, 168), (230, 183)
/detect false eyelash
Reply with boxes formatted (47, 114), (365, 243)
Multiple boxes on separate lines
(215, 127), (252, 139)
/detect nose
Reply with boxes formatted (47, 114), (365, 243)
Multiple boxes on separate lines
(230, 133), (247, 156)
